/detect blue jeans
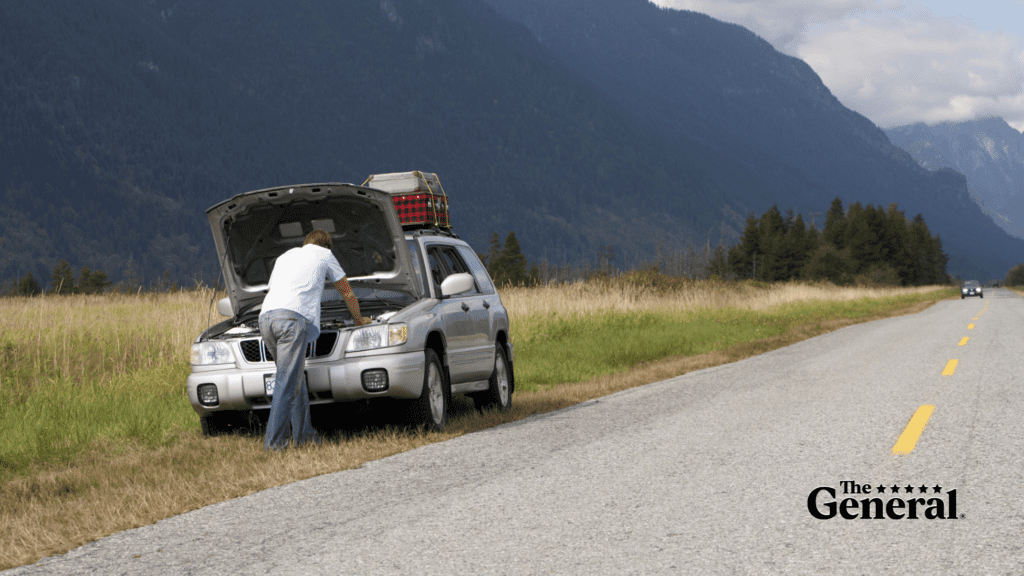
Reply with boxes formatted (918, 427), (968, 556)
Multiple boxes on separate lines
(259, 309), (320, 450)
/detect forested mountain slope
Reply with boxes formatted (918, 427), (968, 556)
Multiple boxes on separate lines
(482, 0), (1024, 280)
(2, 0), (1021, 286)
(2, 0), (709, 285)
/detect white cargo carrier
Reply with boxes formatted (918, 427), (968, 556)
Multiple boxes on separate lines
(364, 171), (450, 229)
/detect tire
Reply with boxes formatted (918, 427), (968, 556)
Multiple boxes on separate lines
(474, 344), (512, 412)
(199, 411), (238, 437)
(411, 349), (449, 431)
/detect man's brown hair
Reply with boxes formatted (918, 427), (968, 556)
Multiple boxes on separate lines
(304, 229), (333, 249)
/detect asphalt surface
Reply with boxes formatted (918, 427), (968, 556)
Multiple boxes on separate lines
(8, 288), (1024, 575)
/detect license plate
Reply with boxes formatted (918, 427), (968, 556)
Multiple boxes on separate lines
(263, 372), (307, 398)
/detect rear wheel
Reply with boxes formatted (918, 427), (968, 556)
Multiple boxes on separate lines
(411, 349), (449, 431)
(474, 344), (512, 412)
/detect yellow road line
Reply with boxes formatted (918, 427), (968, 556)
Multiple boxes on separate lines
(942, 359), (958, 375)
(958, 337), (969, 346)
(968, 324), (975, 329)
(892, 405), (936, 456)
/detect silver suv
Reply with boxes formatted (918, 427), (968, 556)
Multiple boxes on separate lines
(187, 183), (514, 434)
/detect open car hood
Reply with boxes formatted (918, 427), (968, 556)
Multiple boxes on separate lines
(206, 183), (419, 318)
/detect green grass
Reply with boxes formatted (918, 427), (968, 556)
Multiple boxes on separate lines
(0, 286), (951, 478)
(0, 364), (196, 478)
(513, 291), (947, 390)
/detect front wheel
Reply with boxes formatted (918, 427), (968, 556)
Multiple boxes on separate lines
(473, 344), (512, 412)
(411, 349), (449, 431)
(199, 411), (239, 436)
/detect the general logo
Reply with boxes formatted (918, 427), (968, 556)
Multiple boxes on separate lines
(808, 481), (959, 520)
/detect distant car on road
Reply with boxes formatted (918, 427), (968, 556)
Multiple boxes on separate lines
(187, 180), (514, 435)
(961, 281), (983, 299)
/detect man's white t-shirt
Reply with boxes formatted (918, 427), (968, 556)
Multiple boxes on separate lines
(260, 244), (345, 340)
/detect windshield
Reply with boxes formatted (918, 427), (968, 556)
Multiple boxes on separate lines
(322, 283), (415, 309)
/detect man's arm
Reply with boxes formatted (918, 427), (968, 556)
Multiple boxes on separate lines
(334, 277), (372, 326)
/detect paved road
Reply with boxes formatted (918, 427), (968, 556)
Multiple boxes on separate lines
(8, 289), (1024, 575)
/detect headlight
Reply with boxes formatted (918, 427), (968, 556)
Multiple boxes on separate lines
(190, 342), (235, 366)
(346, 323), (408, 352)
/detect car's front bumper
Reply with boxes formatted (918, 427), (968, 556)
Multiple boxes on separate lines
(187, 350), (426, 415)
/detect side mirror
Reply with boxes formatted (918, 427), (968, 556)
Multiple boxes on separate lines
(217, 297), (234, 317)
(440, 273), (475, 297)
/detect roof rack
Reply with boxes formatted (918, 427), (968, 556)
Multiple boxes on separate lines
(363, 171), (452, 232)
(403, 225), (460, 239)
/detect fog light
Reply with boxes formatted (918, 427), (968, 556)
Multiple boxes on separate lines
(197, 383), (219, 406)
(361, 369), (389, 392)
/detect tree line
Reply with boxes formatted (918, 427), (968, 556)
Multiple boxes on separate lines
(6, 204), (1001, 298)
(0, 257), (190, 297)
(3, 259), (113, 297)
(481, 199), (952, 288)
(723, 199), (949, 285)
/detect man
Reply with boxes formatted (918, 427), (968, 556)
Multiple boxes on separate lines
(259, 228), (371, 450)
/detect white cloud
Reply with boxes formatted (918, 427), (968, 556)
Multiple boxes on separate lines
(652, 0), (1024, 130)
(655, 0), (900, 51)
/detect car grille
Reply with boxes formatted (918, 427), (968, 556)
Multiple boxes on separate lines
(239, 331), (339, 363)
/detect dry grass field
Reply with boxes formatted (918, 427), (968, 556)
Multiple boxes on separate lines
(0, 278), (953, 569)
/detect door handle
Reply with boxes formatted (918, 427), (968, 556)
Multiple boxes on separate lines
(461, 302), (470, 312)
(483, 300), (490, 309)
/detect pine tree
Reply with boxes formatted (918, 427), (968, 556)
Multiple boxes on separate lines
(781, 213), (809, 279)
(485, 231), (530, 286)
(845, 202), (884, 272)
(483, 232), (502, 269)
(79, 267), (111, 294)
(882, 203), (912, 285)
(732, 212), (760, 279)
(758, 205), (786, 281)
(51, 259), (75, 294)
(17, 273), (42, 296)
(929, 235), (949, 284)
(498, 232), (529, 286)
(77, 265), (92, 293)
(822, 197), (846, 249)
(906, 214), (934, 285)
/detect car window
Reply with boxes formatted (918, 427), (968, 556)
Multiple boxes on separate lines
(439, 247), (467, 274)
(426, 244), (480, 296)
(426, 246), (447, 292)
(455, 245), (495, 295)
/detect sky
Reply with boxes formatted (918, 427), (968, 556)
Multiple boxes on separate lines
(651, 0), (1024, 132)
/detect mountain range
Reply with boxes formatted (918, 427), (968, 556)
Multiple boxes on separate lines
(2, 0), (1022, 287)
(885, 118), (1024, 241)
